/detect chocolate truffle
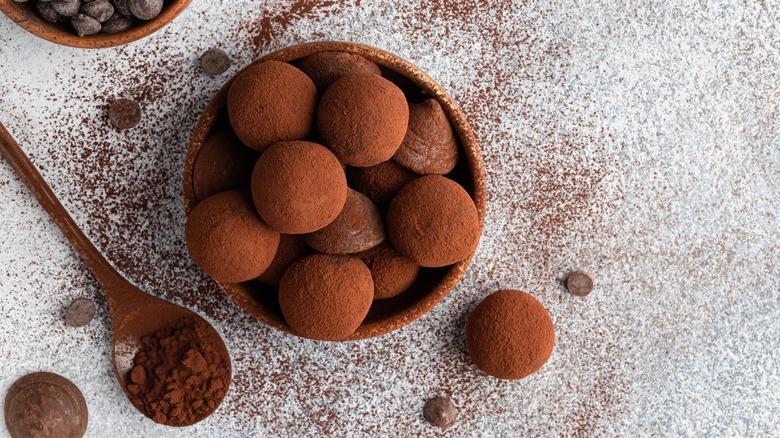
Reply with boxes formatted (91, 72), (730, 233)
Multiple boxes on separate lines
(346, 160), (417, 210)
(394, 99), (459, 175)
(193, 129), (257, 201)
(387, 175), (480, 267)
(295, 51), (381, 92)
(185, 191), (280, 283)
(256, 234), (310, 285)
(227, 61), (317, 151)
(304, 189), (385, 254)
(251, 141), (347, 234)
(467, 290), (555, 380)
(317, 73), (409, 167)
(356, 241), (420, 300)
(279, 254), (374, 341)
(4, 372), (88, 438)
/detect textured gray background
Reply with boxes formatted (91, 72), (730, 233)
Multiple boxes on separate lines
(0, 0), (778, 436)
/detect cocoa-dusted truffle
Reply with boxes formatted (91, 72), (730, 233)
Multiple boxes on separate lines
(356, 241), (419, 300)
(296, 52), (382, 92)
(317, 73), (409, 167)
(387, 175), (480, 267)
(251, 141), (347, 234)
(278, 254), (374, 340)
(346, 160), (417, 210)
(185, 190), (280, 283)
(227, 61), (317, 151)
(394, 99), (459, 175)
(304, 189), (385, 254)
(256, 234), (310, 285)
(193, 129), (257, 201)
(467, 290), (555, 380)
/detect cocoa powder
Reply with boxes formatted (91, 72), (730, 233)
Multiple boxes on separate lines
(125, 317), (231, 427)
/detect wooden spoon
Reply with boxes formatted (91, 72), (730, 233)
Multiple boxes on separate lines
(0, 121), (231, 426)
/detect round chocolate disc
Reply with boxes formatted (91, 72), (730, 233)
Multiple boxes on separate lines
(64, 298), (96, 328)
(4, 372), (88, 438)
(108, 98), (142, 130)
(201, 49), (232, 76)
(567, 271), (594, 296)
(423, 396), (457, 428)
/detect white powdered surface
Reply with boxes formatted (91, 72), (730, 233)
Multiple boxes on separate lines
(0, 0), (778, 436)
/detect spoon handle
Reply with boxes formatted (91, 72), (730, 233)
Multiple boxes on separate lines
(0, 121), (130, 310)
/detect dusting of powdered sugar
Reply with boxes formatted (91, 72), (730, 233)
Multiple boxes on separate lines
(0, 0), (778, 436)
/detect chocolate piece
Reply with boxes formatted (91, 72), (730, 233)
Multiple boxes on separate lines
(64, 298), (96, 328)
(80, 0), (114, 22)
(356, 241), (419, 300)
(467, 290), (555, 380)
(36, 1), (61, 24)
(127, 0), (162, 20)
(295, 51), (381, 92)
(101, 13), (133, 34)
(185, 191), (280, 283)
(394, 99), (459, 175)
(387, 175), (480, 268)
(256, 234), (309, 286)
(200, 49), (232, 76)
(566, 271), (594, 296)
(304, 189), (385, 254)
(279, 254), (373, 341)
(423, 396), (457, 428)
(4, 372), (88, 438)
(71, 14), (101, 37)
(227, 61), (317, 151)
(251, 141), (347, 234)
(108, 98), (141, 130)
(317, 73), (409, 167)
(50, 0), (82, 17)
(113, 0), (131, 17)
(346, 160), (417, 210)
(192, 129), (257, 201)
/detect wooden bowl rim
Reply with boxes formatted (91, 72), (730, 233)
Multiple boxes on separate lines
(0, 0), (192, 49)
(183, 41), (487, 341)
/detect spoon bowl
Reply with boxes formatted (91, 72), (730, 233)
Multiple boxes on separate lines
(0, 121), (231, 426)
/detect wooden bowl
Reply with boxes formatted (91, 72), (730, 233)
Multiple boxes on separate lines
(0, 0), (192, 49)
(183, 42), (486, 341)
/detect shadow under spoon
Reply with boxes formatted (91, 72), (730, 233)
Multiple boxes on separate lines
(0, 121), (231, 426)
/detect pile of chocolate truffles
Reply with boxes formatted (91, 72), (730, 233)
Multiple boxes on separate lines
(187, 51), (481, 341)
(13, 0), (165, 36)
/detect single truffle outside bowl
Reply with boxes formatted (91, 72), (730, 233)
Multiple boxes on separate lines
(184, 42), (486, 341)
(0, 0), (192, 49)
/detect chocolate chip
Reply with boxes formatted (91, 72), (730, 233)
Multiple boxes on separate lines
(64, 298), (97, 327)
(423, 396), (457, 428)
(108, 98), (142, 130)
(128, 0), (163, 20)
(50, 0), (82, 17)
(71, 14), (101, 36)
(4, 372), (88, 438)
(101, 13), (133, 34)
(566, 271), (594, 296)
(200, 49), (231, 76)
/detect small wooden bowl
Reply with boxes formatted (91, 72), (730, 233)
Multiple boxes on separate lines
(183, 42), (486, 341)
(0, 0), (191, 49)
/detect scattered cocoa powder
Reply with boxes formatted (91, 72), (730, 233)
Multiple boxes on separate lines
(387, 175), (480, 267)
(304, 189), (385, 254)
(317, 73), (409, 167)
(251, 141), (347, 234)
(278, 254), (374, 341)
(467, 290), (555, 380)
(356, 241), (419, 300)
(394, 99), (459, 175)
(346, 160), (417, 210)
(125, 317), (231, 427)
(185, 191), (280, 283)
(227, 61), (317, 151)
(295, 51), (382, 92)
